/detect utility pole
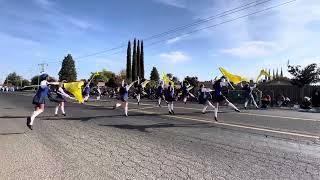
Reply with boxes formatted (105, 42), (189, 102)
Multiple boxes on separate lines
(37, 63), (48, 89)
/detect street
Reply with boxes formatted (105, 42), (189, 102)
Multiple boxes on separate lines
(0, 92), (320, 179)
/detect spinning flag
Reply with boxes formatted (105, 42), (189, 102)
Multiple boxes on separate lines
(219, 67), (248, 84)
(162, 72), (174, 86)
(142, 80), (150, 87)
(63, 81), (84, 103)
(256, 69), (271, 82)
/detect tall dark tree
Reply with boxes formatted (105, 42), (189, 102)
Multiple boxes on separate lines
(58, 54), (77, 82)
(126, 41), (132, 82)
(140, 40), (145, 79)
(268, 69), (271, 80)
(276, 68), (279, 79)
(132, 39), (137, 81)
(137, 40), (141, 78)
(280, 68), (283, 78)
(150, 67), (160, 82)
(272, 69), (275, 80)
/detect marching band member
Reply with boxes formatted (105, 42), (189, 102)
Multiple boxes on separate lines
(54, 82), (75, 116)
(181, 81), (195, 104)
(213, 76), (240, 121)
(241, 82), (259, 109)
(113, 80), (133, 117)
(165, 82), (175, 115)
(26, 74), (52, 130)
(156, 81), (167, 107)
(198, 84), (217, 121)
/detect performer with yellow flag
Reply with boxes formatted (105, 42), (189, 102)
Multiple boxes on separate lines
(212, 76), (241, 121)
(165, 81), (175, 115)
(180, 80), (195, 104)
(156, 80), (167, 107)
(136, 77), (150, 106)
(53, 81), (76, 116)
(83, 72), (100, 102)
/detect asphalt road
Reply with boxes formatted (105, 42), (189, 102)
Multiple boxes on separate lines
(0, 92), (320, 179)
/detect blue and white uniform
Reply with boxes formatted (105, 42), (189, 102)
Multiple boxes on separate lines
(198, 86), (216, 116)
(119, 85), (129, 102)
(32, 80), (50, 105)
(165, 84), (175, 114)
(212, 77), (240, 121)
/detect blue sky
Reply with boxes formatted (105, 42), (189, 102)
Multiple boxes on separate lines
(0, 0), (319, 82)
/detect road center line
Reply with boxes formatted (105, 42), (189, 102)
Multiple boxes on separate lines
(133, 109), (320, 140)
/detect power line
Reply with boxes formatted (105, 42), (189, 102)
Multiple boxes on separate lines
(45, 0), (275, 64)
(75, 0), (298, 58)
(145, 0), (297, 48)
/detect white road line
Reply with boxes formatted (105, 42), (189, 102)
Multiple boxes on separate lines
(134, 109), (320, 140)
(67, 99), (320, 139)
(228, 112), (320, 122)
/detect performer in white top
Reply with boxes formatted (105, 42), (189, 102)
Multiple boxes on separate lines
(54, 82), (74, 116)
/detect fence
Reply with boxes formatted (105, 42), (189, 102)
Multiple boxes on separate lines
(257, 85), (320, 103)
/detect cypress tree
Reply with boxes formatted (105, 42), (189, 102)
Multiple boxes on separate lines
(137, 40), (141, 78)
(58, 54), (77, 82)
(132, 39), (137, 81)
(140, 40), (145, 79)
(273, 69), (275, 80)
(268, 69), (271, 80)
(126, 41), (132, 82)
(280, 68), (283, 78)
(276, 68), (279, 79)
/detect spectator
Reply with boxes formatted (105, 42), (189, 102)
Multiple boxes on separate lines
(300, 97), (312, 109)
(311, 89), (320, 107)
(261, 94), (271, 108)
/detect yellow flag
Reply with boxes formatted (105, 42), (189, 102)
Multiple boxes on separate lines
(142, 80), (150, 87)
(63, 81), (84, 103)
(219, 67), (248, 84)
(162, 72), (174, 86)
(256, 69), (271, 82)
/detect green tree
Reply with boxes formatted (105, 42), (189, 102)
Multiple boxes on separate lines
(140, 40), (145, 79)
(22, 79), (30, 86)
(132, 39), (137, 81)
(150, 67), (160, 82)
(58, 54), (77, 82)
(107, 77), (117, 88)
(137, 40), (141, 78)
(4, 72), (23, 86)
(184, 76), (199, 87)
(89, 69), (115, 85)
(31, 75), (40, 85)
(288, 63), (320, 87)
(288, 63), (320, 100)
(126, 41), (132, 82)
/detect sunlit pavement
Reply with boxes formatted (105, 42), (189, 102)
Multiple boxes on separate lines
(1, 92), (320, 179)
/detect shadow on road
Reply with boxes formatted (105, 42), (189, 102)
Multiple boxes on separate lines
(99, 122), (211, 132)
(0, 132), (25, 135)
